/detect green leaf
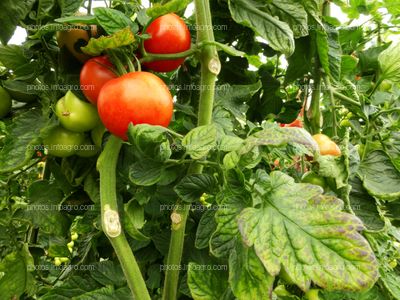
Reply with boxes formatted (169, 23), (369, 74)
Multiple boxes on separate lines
(195, 209), (217, 249)
(94, 7), (138, 35)
(267, 0), (308, 38)
(0, 109), (46, 173)
(55, 15), (98, 24)
(90, 261), (126, 287)
(244, 126), (319, 155)
(128, 124), (172, 162)
(129, 159), (164, 186)
(146, 0), (192, 18)
(81, 27), (135, 56)
(228, 0), (295, 56)
(174, 174), (218, 203)
(341, 55), (359, 77)
(239, 171), (378, 291)
(0, 250), (34, 299)
(378, 42), (400, 83)
(316, 24), (341, 81)
(15, 181), (70, 236)
(358, 150), (400, 201)
(349, 177), (384, 231)
(0, 0), (35, 44)
(210, 192), (250, 257)
(58, 0), (85, 17)
(285, 36), (312, 84)
(37, 0), (56, 20)
(182, 124), (217, 159)
(0, 45), (30, 70)
(218, 135), (244, 152)
(187, 262), (229, 300)
(215, 82), (262, 122)
(317, 155), (347, 189)
(229, 244), (274, 299)
(380, 270), (400, 299)
(123, 200), (149, 241)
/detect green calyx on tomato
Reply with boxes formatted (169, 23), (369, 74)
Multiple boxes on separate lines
(143, 13), (191, 72)
(55, 90), (100, 132)
(0, 86), (12, 118)
(43, 125), (85, 157)
(312, 133), (341, 157)
(301, 171), (327, 189)
(97, 71), (173, 140)
(80, 56), (117, 104)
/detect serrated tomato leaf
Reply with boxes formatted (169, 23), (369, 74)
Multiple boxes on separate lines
(238, 171), (378, 291)
(174, 174), (218, 203)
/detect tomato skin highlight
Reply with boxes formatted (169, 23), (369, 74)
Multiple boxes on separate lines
(80, 56), (117, 104)
(97, 71), (174, 140)
(312, 133), (341, 157)
(143, 13), (191, 72)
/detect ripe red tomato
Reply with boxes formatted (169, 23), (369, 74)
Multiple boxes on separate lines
(279, 119), (303, 128)
(143, 13), (191, 72)
(80, 56), (117, 104)
(97, 71), (173, 140)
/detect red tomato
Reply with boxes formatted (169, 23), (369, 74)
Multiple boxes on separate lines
(80, 56), (117, 104)
(280, 119), (303, 128)
(143, 13), (191, 72)
(97, 71), (173, 140)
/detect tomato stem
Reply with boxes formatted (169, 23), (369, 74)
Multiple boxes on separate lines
(322, 73), (337, 137)
(97, 135), (151, 300)
(107, 51), (127, 76)
(140, 47), (198, 63)
(162, 0), (220, 299)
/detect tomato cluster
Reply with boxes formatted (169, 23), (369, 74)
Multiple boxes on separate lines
(44, 14), (191, 157)
(44, 91), (101, 157)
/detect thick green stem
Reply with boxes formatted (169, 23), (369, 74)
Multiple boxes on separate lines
(308, 74), (322, 134)
(98, 136), (151, 300)
(162, 0), (220, 299)
(322, 74), (337, 137)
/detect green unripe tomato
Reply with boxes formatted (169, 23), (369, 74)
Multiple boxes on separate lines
(305, 289), (320, 300)
(43, 126), (85, 157)
(301, 171), (327, 190)
(340, 119), (351, 128)
(59, 257), (69, 263)
(54, 257), (62, 266)
(76, 137), (100, 157)
(55, 90), (100, 132)
(379, 79), (393, 92)
(90, 123), (106, 148)
(0, 86), (12, 118)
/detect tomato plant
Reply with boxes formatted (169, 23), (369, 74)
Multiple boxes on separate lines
(142, 13), (191, 72)
(1, 1), (400, 300)
(97, 71), (173, 140)
(80, 56), (117, 104)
